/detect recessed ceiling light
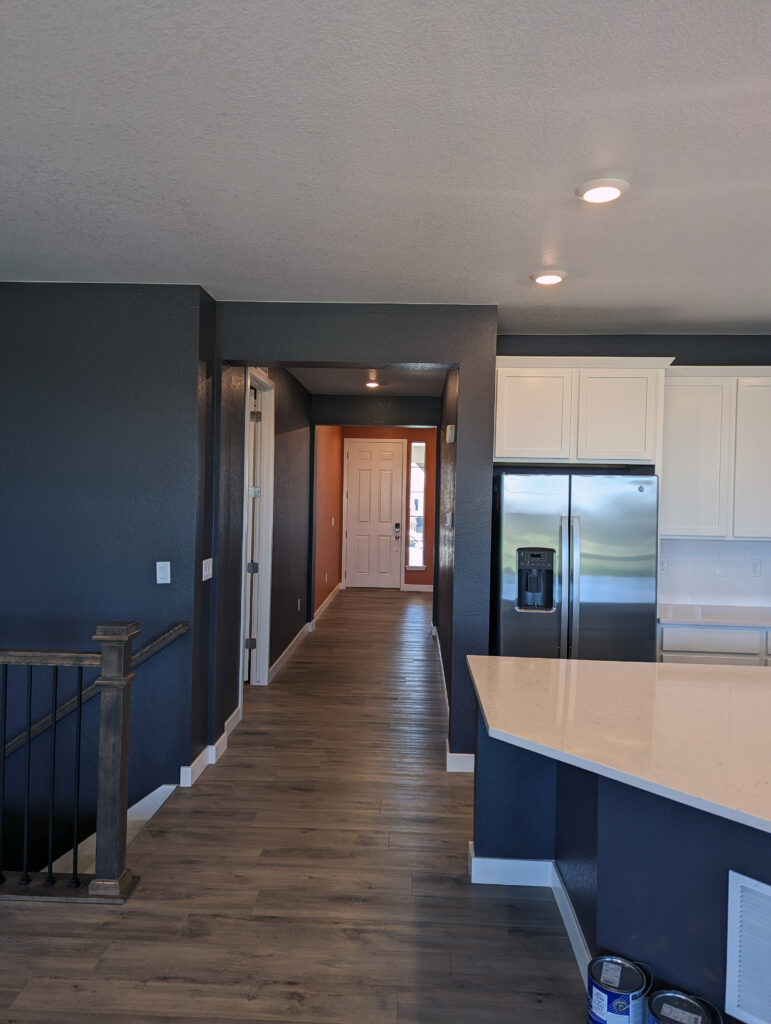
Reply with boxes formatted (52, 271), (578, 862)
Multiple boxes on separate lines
(365, 380), (380, 388)
(531, 270), (566, 286)
(576, 178), (630, 204)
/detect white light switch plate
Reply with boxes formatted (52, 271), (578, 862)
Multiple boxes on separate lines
(156, 561), (171, 584)
(202, 557), (213, 581)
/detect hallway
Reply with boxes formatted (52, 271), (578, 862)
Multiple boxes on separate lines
(0, 590), (584, 1022)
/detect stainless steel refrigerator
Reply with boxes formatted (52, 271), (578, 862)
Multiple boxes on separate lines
(493, 473), (658, 662)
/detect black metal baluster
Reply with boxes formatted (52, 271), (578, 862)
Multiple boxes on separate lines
(0, 664), (7, 886)
(44, 666), (58, 887)
(69, 667), (83, 888)
(20, 665), (33, 885)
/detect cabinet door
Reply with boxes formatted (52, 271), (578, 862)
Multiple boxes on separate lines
(659, 377), (736, 536)
(576, 368), (659, 461)
(733, 378), (771, 538)
(494, 368), (575, 459)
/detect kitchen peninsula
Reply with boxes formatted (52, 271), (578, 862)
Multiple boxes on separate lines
(468, 654), (771, 1014)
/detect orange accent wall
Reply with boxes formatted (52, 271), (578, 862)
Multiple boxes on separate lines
(313, 425), (344, 612)
(341, 426), (437, 587)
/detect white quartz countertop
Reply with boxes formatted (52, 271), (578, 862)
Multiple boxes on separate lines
(467, 655), (771, 834)
(658, 603), (771, 628)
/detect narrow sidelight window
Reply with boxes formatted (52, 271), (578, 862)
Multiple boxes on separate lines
(408, 442), (426, 567)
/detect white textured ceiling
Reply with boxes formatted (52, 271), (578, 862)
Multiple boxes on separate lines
(2, 1), (770, 334)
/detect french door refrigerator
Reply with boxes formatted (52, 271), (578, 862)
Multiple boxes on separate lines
(492, 473), (658, 662)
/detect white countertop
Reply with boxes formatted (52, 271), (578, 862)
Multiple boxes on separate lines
(467, 655), (771, 834)
(658, 603), (771, 628)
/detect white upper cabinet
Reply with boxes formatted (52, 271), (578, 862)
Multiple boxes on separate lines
(576, 368), (659, 461)
(659, 377), (736, 537)
(494, 358), (669, 463)
(733, 378), (771, 538)
(494, 367), (574, 459)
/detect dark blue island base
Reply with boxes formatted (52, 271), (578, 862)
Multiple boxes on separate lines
(472, 716), (771, 1020)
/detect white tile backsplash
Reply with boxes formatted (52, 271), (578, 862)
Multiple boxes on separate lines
(659, 538), (771, 606)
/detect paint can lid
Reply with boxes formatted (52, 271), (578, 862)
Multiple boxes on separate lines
(648, 990), (714, 1024)
(589, 956), (646, 994)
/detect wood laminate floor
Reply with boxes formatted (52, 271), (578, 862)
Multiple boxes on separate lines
(0, 590), (585, 1023)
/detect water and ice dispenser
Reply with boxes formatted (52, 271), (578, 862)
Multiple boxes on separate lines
(516, 547), (555, 611)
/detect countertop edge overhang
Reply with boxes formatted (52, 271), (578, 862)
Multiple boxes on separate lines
(468, 654), (771, 836)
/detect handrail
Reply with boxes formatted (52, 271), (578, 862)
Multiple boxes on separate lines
(131, 622), (189, 668)
(2, 622), (189, 759)
(0, 621), (189, 671)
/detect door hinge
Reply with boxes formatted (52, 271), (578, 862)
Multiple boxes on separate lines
(247, 562), (259, 574)
(245, 638), (257, 650)
(250, 410), (262, 422)
(249, 486), (261, 499)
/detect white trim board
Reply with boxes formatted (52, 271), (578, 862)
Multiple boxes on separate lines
(402, 583), (433, 592)
(267, 622), (309, 683)
(497, 355), (674, 369)
(446, 740), (475, 773)
(225, 704), (242, 735)
(314, 582), (341, 620)
(180, 718), (238, 788)
(50, 784), (177, 875)
(467, 843), (591, 986)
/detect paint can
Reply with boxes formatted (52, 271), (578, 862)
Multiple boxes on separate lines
(647, 990), (721, 1024)
(588, 955), (650, 1024)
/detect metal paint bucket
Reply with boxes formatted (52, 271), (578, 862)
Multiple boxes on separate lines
(647, 990), (721, 1024)
(588, 955), (649, 1024)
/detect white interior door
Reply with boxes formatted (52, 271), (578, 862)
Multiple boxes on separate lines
(344, 439), (405, 588)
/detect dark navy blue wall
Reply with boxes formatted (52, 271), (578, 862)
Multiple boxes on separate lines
(210, 364), (247, 741)
(311, 394), (442, 426)
(473, 719), (556, 859)
(217, 303), (497, 754)
(555, 763), (598, 951)
(0, 283), (207, 800)
(497, 334), (771, 364)
(269, 367), (312, 665)
(597, 780), (771, 1020)
(437, 371), (458, 702)
(191, 290), (217, 760)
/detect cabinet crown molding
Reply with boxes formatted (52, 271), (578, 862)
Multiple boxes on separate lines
(497, 356), (674, 369)
(666, 365), (771, 377)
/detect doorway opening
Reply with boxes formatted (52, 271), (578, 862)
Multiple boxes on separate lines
(240, 368), (275, 690)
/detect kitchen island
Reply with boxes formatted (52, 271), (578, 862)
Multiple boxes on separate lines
(467, 655), (771, 1016)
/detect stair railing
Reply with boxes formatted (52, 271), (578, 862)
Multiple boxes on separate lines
(0, 620), (188, 902)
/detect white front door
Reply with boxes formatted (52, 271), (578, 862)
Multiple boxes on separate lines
(344, 439), (405, 588)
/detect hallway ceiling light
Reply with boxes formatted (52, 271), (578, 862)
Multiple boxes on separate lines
(576, 178), (630, 204)
(531, 270), (566, 286)
(365, 380), (380, 388)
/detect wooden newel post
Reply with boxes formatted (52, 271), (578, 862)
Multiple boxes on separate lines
(88, 621), (140, 899)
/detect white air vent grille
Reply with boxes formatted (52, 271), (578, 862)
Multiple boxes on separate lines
(726, 871), (771, 1024)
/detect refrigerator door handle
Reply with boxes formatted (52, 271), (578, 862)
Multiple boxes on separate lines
(571, 515), (581, 658)
(560, 516), (569, 656)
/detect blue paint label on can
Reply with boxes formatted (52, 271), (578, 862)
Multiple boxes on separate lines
(588, 956), (647, 1024)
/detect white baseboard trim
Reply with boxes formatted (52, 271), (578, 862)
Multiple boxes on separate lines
(468, 842), (553, 885)
(268, 622), (308, 682)
(208, 729), (228, 765)
(446, 739), (475, 773)
(180, 744), (210, 788)
(551, 863), (592, 984)
(313, 582), (341, 619)
(50, 783), (177, 875)
(225, 704), (242, 735)
(402, 583), (433, 592)
(467, 843), (590, 986)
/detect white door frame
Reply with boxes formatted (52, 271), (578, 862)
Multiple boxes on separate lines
(341, 437), (408, 590)
(239, 367), (275, 691)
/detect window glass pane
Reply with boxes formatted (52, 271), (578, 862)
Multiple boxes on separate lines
(408, 442), (426, 567)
